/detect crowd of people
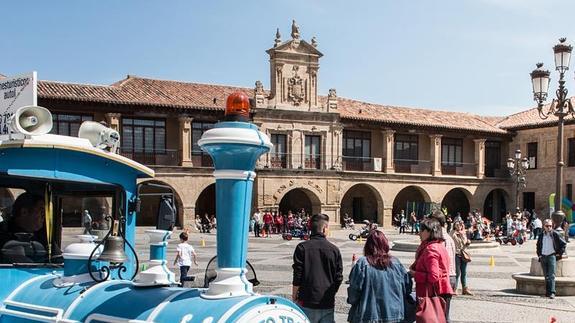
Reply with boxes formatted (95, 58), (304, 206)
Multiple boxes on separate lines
(179, 206), (570, 322)
(250, 208), (311, 238)
(393, 207), (564, 244)
(194, 213), (217, 233)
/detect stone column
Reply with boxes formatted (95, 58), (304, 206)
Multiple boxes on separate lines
(331, 125), (343, 170)
(383, 130), (395, 174)
(179, 117), (193, 167)
(105, 113), (121, 132)
(430, 134), (442, 176)
(182, 205), (195, 229)
(474, 139), (486, 179)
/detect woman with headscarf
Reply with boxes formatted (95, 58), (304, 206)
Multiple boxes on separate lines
(347, 230), (413, 323)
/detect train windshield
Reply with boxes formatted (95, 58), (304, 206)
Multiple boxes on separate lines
(0, 176), (121, 266)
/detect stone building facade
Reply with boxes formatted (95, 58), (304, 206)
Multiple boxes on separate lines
(20, 22), (574, 228)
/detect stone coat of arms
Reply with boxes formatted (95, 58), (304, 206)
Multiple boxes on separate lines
(288, 66), (305, 106)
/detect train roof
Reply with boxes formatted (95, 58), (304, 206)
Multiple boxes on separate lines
(0, 134), (154, 185)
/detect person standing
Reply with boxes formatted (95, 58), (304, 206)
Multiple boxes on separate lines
(410, 218), (454, 323)
(429, 210), (457, 319)
(347, 230), (413, 323)
(536, 219), (567, 299)
(252, 209), (262, 237)
(399, 210), (407, 234)
(451, 221), (472, 295)
(410, 211), (419, 234)
(292, 214), (343, 323)
(173, 232), (198, 287)
(263, 210), (273, 238)
(82, 210), (93, 235)
(531, 216), (542, 240)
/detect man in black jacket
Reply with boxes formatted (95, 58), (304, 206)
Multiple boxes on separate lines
(292, 214), (343, 323)
(536, 219), (567, 299)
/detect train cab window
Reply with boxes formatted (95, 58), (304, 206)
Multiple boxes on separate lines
(0, 183), (118, 266)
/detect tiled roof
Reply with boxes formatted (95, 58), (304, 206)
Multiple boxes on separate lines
(336, 97), (507, 134)
(39, 76), (250, 111)
(496, 99), (575, 129)
(39, 76), (509, 134)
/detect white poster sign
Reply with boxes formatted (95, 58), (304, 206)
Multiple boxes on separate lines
(0, 71), (37, 135)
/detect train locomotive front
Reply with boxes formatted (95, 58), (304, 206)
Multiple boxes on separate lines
(0, 96), (308, 322)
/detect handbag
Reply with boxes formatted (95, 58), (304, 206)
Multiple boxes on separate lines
(461, 249), (471, 263)
(416, 284), (446, 323)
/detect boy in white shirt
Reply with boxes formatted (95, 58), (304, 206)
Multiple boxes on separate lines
(174, 232), (198, 286)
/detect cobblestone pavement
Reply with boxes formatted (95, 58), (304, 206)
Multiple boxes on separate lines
(66, 228), (575, 322)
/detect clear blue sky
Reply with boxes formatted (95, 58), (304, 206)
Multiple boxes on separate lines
(2, 0), (574, 116)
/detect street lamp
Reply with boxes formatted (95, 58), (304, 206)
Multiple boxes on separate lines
(507, 149), (529, 211)
(530, 37), (574, 228)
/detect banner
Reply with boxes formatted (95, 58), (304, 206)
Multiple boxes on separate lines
(549, 193), (555, 217)
(0, 72), (37, 135)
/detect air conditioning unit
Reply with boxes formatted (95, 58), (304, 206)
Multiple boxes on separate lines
(373, 157), (382, 172)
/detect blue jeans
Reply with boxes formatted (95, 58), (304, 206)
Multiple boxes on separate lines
(541, 255), (557, 295)
(455, 255), (468, 289)
(301, 307), (334, 323)
(179, 266), (190, 283)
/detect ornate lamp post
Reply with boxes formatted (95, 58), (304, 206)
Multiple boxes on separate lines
(530, 37), (574, 228)
(507, 149), (529, 211)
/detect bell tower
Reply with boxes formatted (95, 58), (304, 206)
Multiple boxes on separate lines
(266, 20), (323, 111)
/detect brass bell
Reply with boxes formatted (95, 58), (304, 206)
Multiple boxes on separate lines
(98, 220), (128, 264)
(98, 235), (128, 264)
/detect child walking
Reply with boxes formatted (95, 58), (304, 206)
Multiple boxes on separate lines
(174, 232), (198, 286)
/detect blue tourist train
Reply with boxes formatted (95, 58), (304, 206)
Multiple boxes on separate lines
(0, 94), (308, 322)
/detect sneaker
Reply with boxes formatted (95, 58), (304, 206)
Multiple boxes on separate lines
(550, 293), (556, 299)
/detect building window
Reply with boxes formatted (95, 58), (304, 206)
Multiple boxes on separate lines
(121, 118), (165, 153)
(343, 130), (371, 171)
(568, 138), (575, 167)
(527, 142), (537, 169)
(485, 141), (501, 177)
(394, 134), (418, 164)
(441, 138), (463, 166)
(304, 135), (321, 169)
(270, 134), (287, 168)
(192, 122), (215, 167)
(50, 113), (93, 137)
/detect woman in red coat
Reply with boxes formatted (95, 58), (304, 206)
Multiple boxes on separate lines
(410, 218), (454, 322)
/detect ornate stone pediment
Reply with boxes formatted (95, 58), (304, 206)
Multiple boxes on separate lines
(269, 39), (323, 57)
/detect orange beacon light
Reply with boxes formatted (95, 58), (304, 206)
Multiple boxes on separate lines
(225, 92), (251, 121)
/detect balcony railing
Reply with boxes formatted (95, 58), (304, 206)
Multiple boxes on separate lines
(120, 149), (181, 166)
(342, 156), (381, 172)
(441, 162), (477, 176)
(394, 159), (432, 174)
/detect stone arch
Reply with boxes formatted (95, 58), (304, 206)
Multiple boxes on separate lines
(278, 188), (322, 216)
(392, 185), (432, 221)
(137, 180), (184, 227)
(195, 183), (216, 220)
(340, 183), (384, 225)
(441, 187), (472, 218)
(482, 188), (510, 223)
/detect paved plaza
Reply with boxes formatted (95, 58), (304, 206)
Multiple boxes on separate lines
(59, 227), (575, 322)
(127, 228), (575, 322)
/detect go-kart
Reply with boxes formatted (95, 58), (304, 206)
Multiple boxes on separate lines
(496, 229), (525, 245)
(349, 221), (372, 241)
(281, 226), (309, 241)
